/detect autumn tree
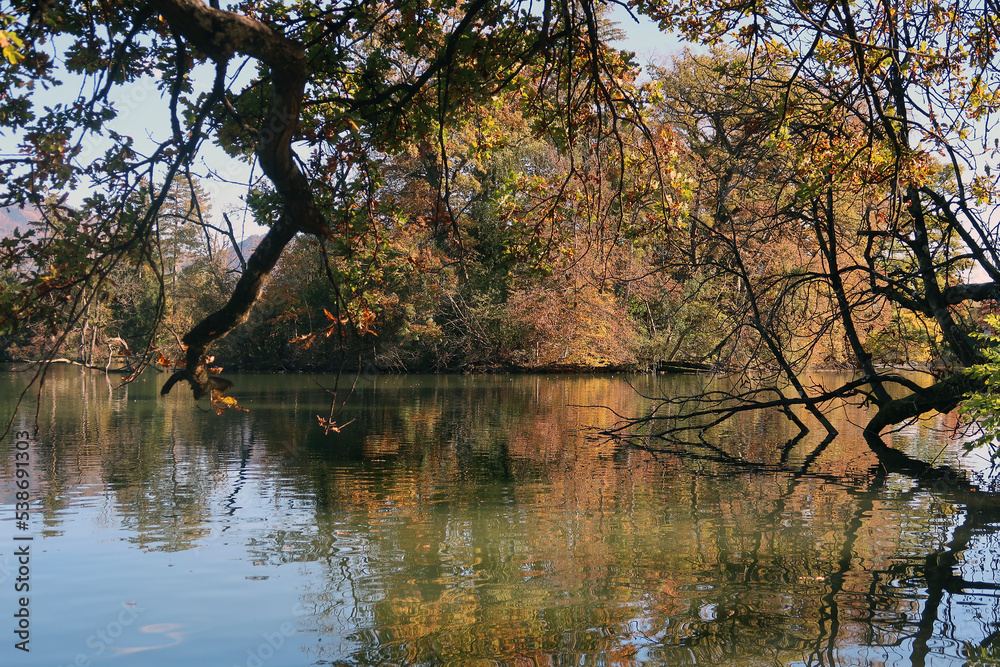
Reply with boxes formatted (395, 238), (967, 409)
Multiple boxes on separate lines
(618, 0), (1000, 452)
(230, 85), (685, 373)
(0, 0), (665, 399)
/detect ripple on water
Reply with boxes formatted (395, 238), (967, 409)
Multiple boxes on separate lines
(5, 370), (1000, 667)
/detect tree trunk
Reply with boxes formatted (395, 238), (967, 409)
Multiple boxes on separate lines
(153, 0), (331, 399)
(863, 373), (981, 440)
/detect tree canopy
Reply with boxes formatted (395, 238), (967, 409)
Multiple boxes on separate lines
(609, 0), (1000, 455)
(0, 0), (664, 396)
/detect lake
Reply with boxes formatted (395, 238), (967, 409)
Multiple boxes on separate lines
(1, 366), (999, 666)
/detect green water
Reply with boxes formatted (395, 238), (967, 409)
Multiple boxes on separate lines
(1, 366), (999, 666)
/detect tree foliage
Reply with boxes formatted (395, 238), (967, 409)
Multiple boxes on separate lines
(0, 0), (666, 399)
(960, 315), (1000, 458)
(604, 0), (1000, 448)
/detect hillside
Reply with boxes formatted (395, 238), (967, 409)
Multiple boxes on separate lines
(0, 206), (40, 237)
(220, 233), (263, 270)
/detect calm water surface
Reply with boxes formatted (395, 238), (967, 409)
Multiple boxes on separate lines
(1, 367), (999, 666)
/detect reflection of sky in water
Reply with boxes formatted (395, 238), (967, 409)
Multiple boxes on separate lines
(9, 469), (319, 667)
(1, 368), (999, 666)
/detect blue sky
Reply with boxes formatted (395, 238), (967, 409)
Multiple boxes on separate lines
(610, 4), (686, 68)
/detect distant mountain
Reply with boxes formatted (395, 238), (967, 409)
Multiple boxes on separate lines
(0, 206), (41, 238)
(238, 233), (263, 259)
(218, 233), (263, 270)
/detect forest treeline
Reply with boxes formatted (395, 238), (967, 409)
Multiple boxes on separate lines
(0, 48), (976, 376)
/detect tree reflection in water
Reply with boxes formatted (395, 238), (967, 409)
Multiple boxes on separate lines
(2, 367), (999, 666)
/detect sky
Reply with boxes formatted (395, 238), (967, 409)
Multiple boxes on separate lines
(609, 4), (686, 70)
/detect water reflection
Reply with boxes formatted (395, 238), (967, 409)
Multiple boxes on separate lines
(1, 367), (999, 666)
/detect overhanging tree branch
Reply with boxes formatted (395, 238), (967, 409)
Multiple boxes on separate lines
(153, 0), (327, 398)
